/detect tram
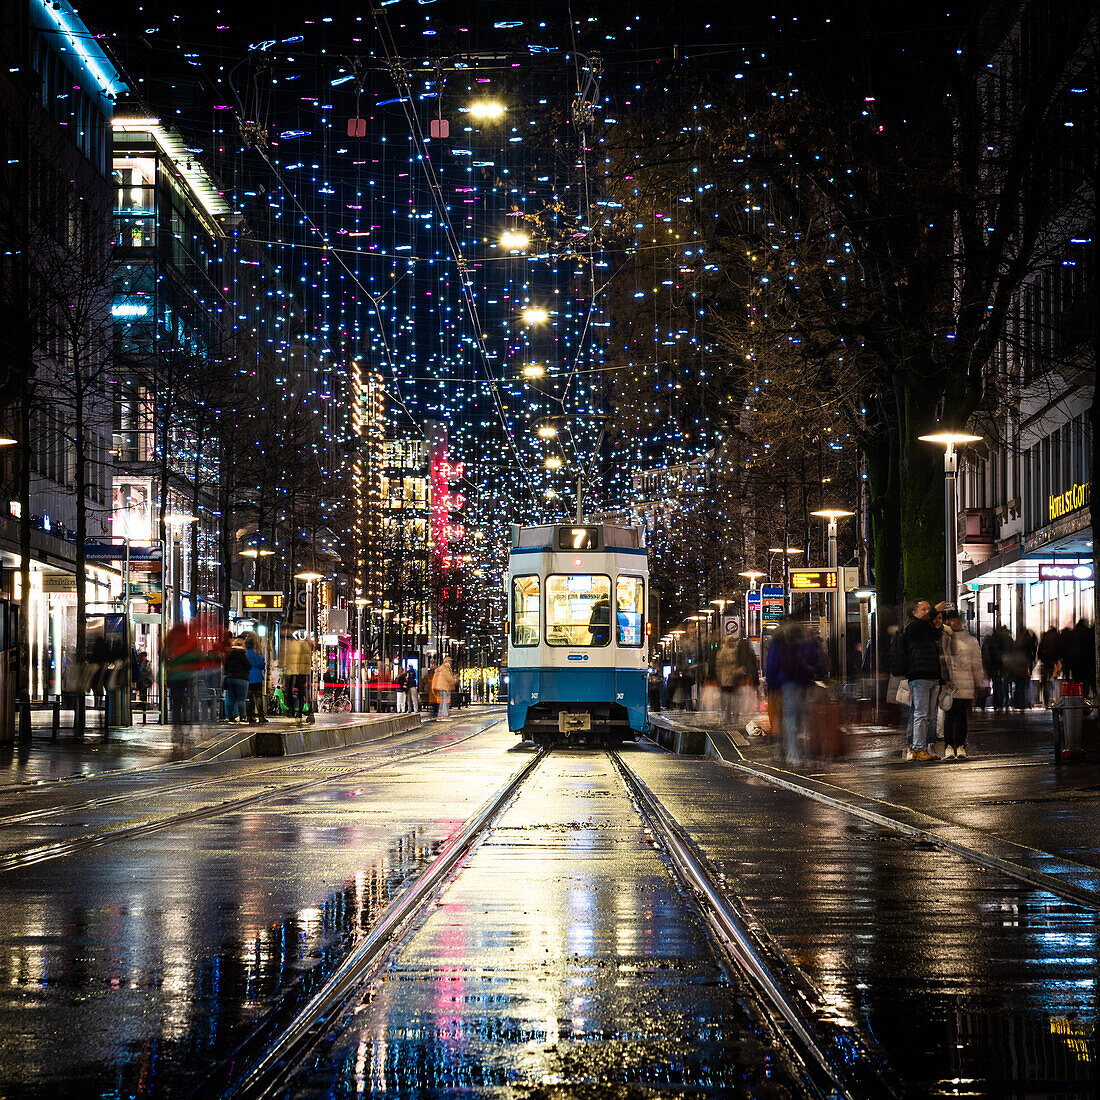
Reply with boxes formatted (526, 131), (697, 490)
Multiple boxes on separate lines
(505, 523), (649, 745)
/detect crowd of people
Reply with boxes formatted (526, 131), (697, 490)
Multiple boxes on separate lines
(653, 606), (1095, 765)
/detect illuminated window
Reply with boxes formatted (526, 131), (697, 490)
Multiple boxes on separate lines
(616, 575), (645, 647)
(511, 574), (540, 647)
(545, 574), (611, 647)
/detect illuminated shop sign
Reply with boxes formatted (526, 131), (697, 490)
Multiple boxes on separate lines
(1048, 481), (1090, 523)
(1038, 564), (1094, 583)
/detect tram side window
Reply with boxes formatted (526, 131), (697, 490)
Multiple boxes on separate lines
(545, 573), (611, 647)
(616, 575), (645, 647)
(512, 575), (540, 647)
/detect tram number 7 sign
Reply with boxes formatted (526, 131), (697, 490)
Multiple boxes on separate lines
(788, 569), (838, 591)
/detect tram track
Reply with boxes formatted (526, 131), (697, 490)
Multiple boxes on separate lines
(210, 746), (884, 1100)
(0, 715), (500, 875)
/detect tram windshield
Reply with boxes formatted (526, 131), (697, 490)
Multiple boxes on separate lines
(511, 574), (540, 646)
(545, 574), (611, 647)
(616, 575), (645, 646)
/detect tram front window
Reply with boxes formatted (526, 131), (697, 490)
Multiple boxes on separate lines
(545, 574), (611, 647)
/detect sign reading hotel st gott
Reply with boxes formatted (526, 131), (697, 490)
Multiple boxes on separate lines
(1048, 481), (1089, 523)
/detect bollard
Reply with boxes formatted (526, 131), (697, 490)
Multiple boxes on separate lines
(1060, 681), (1085, 761)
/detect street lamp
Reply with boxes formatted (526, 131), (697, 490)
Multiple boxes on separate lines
(522, 306), (549, 325)
(353, 597), (369, 712)
(810, 510), (855, 681)
(467, 101), (505, 120)
(738, 570), (765, 643)
(295, 572), (324, 722)
(769, 546), (803, 614)
(809, 509), (855, 569)
(918, 431), (983, 607)
(500, 230), (529, 251)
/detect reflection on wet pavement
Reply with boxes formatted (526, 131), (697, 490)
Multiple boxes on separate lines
(625, 750), (1100, 1095)
(0, 831), (436, 1098)
(288, 750), (797, 1098)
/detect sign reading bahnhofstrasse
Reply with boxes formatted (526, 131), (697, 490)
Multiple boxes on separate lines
(788, 569), (838, 591)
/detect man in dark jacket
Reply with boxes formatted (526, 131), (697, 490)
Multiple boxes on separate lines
(902, 599), (944, 761)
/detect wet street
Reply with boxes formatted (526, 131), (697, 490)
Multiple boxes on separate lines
(0, 709), (1097, 1097)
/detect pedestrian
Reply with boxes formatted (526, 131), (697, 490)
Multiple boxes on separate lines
(715, 636), (744, 724)
(764, 618), (816, 765)
(405, 664), (419, 714)
(1067, 619), (1096, 696)
(223, 636), (251, 723)
(900, 598), (945, 761)
(665, 667), (681, 711)
(394, 663), (407, 712)
(942, 611), (984, 759)
(1009, 628), (1037, 709)
(985, 623), (1013, 712)
(1037, 626), (1061, 706)
(281, 631), (313, 723)
(163, 622), (197, 733)
(432, 655), (457, 718)
(425, 658), (438, 716)
(245, 634), (268, 724)
(647, 667), (662, 712)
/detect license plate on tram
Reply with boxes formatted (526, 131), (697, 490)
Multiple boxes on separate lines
(558, 712), (591, 733)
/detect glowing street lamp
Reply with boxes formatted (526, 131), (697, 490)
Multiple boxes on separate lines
(467, 101), (505, 120)
(536, 425), (558, 439)
(500, 230), (529, 250)
(522, 363), (545, 379)
(522, 306), (549, 325)
(918, 431), (983, 606)
(544, 456), (563, 470)
(809, 509), (854, 569)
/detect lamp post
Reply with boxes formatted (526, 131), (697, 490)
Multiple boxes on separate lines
(353, 597), (369, 712)
(918, 432), (983, 607)
(810, 509), (855, 681)
(738, 570), (765, 648)
(768, 546), (803, 614)
(295, 571), (323, 721)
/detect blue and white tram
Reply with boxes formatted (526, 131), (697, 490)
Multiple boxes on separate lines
(505, 523), (649, 745)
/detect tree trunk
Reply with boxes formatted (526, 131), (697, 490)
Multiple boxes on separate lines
(18, 388), (31, 716)
(73, 389), (88, 739)
(897, 422), (950, 611)
(866, 433), (901, 610)
(218, 437), (231, 625)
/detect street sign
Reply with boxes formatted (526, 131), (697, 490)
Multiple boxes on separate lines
(789, 568), (838, 591)
(761, 584), (784, 621)
(242, 591), (285, 612)
(84, 540), (163, 564)
(722, 616), (741, 638)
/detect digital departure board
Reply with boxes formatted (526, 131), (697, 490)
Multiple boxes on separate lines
(242, 591), (284, 611)
(788, 569), (838, 591)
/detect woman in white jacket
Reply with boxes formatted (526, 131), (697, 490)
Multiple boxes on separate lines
(943, 611), (985, 759)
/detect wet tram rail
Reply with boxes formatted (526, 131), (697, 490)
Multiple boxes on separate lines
(212, 748), (892, 1100)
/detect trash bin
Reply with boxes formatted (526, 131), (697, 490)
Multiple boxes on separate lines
(1057, 680), (1085, 761)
